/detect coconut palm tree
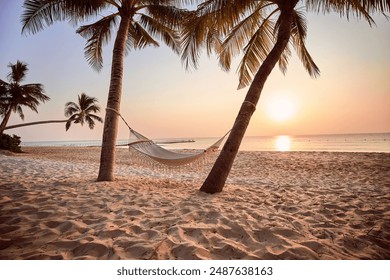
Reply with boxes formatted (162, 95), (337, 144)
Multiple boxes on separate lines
(4, 93), (103, 131)
(0, 60), (50, 135)
(21, 0), (189, 181)
(64, 93), (103, 130)
(182, 0), (390, 193)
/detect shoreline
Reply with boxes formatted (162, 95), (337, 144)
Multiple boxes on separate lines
(19, 132), (390, 154)
(1, 147), (389, 259)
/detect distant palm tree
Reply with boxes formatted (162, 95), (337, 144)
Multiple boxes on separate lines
(0, 60), (50, 135)
(182, 0), (390, 193)
(21, 0), (189, 181)
(4, 93), (103, 131)
(64, 93), (103, 131)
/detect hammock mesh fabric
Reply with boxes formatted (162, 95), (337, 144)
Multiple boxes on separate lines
(127, 128), (228, 170)
(106, 107), (229, 170)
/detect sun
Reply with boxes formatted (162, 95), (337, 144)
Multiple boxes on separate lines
(265, 94), (297, 122)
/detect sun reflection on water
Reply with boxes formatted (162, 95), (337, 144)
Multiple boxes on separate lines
(275, 135), (291, 151)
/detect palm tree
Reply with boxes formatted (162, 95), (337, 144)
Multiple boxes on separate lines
(21, 0), (189, 181)
(182, 0), (390, 193)
(4, 93), (103, 131)
(64, 93), (103, 130)
(0, 60), (50, 135)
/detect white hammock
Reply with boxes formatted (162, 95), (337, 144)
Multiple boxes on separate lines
(107, 108), (230, 168)
(128, 128), (228, 167)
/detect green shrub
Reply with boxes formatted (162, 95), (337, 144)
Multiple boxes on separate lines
(0, 133), (22, 153)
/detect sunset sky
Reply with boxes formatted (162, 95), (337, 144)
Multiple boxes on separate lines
(0, 0), (389, 142)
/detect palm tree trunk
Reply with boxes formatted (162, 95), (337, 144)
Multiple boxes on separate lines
(97, 15), (131, 181)
(200, 3), (298, 194)
(0, 108), (13, 135)
(3, 120), (68, 130)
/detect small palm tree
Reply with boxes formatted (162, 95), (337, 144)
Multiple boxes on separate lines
(182, 0), (390, 193)
(64, 93), (103, 131)
(0, 60), (50, 134)
(4, 93), (103, 131)
(21, 0), (190, 181)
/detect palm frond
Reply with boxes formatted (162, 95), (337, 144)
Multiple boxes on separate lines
(88, 114), (103, 123)
(78, 92), (98, 109)
(138, 13), (179, 52)
(85, 103), (101, 114)
(305, 0), (390, 25)
(78, 114), (84, 126)
(82, 95), (101, 113)
(65, 114), (78, 130)
(86, 115), (96, 129)
(17, 93), (41, 113)
(64, 101), (80, 117)
(21, 0), (109, 35)
(146, 0), (200, 7)
(86, 114), (103, 129)
(0, 79), (8, 88)
(196, 0), (256, 30)
(77, 13), (118, 71)
(278, 43), (292, 75)
(21, 83), (49, 102)
(127, 21), (160, 51)
(16, 106), (25, 120)
(145, 4), (190, 29)
(219, 3), (278, 72)
(236, 14), (277, 89)
(290, 9), (320, 78)
(6, 83), (49, 118)
(65, 120), (72, 131)
(0, 81), (8, 115)
(219, 8), (262, 72)
(180, 0), (255, 70)
(180, 11), (212, 69)
(7, 61), (29, 83)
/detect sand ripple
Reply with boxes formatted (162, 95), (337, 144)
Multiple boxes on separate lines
(1, 148), (389, 259)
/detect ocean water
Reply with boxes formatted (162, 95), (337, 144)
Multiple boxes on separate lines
(165, 133), (390, 153)
(22, 133), (390, 153)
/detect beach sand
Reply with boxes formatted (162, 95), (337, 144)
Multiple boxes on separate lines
(0, 147), (389, 260)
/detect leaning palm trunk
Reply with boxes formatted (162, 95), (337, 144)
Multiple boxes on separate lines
(0, 108), (13, 134)
(97, 15), (131, 182)
(200, 5), (297, 194)
(3, 119), (68, 130)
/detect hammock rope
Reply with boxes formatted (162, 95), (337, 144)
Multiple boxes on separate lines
(106, 108), (230, 168)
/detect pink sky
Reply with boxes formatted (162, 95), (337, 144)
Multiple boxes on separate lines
(0, 1), (389, 142)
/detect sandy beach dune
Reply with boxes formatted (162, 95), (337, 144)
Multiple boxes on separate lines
(0, 147), (389, 259)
